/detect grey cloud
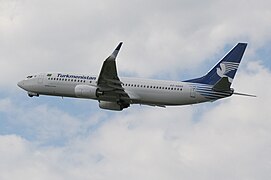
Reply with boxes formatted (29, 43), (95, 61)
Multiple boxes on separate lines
(1, 0), (271, 88)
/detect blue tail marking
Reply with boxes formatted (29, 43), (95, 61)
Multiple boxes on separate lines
(185, 43), (247, 86)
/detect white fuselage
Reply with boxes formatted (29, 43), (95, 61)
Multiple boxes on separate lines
(17, 43), (249, 110)
(17, 72), (219, 106)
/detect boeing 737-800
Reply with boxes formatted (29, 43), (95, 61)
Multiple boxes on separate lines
(17, 42), (255, 111)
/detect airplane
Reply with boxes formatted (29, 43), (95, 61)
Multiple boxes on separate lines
(17, 42), (255, 111)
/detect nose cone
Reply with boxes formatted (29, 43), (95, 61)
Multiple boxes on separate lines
(17, 80), (24, 89)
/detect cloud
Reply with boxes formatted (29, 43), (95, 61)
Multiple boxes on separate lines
(0, 97), (107, 145)
(0, 61), (270, 179)
(1, 0), (271, 179)
(1, 0), (271, 88)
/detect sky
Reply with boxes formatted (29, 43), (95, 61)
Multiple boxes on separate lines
(1, 0), (271, 179)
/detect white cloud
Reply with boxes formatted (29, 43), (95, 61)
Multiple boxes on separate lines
(0, 61), (271, 179)
(0, 97), (106, 144)
(1, 0), (271, 88)
(1, 0), (271, 179)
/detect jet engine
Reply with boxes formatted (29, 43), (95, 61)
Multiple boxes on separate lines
(99, 101), (129, 111)
(75, 85), (98, 99)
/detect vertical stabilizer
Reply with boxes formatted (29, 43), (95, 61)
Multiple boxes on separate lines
(185, 43), (247, 90)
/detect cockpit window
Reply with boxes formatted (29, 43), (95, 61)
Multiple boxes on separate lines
(27, 75), (33, 79)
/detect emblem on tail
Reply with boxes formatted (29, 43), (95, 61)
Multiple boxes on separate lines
(216, 62), (239, 83)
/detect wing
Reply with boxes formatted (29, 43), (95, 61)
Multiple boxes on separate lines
(96, 42), (130, 105)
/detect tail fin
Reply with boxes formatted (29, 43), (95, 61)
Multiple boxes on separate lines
(185, 43), (247, 91)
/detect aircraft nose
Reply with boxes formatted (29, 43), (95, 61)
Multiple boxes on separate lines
(17, 80), (24, 89)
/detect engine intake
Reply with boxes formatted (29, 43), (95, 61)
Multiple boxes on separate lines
(99, 101), (128, 111)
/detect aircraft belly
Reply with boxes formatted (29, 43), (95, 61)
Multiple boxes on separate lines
(134, 90), (181, 105)
(132, 89), (207, 106)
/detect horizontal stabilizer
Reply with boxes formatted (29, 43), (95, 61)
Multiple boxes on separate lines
(212, 77), (231, 92)
(233, 92), (257, 97)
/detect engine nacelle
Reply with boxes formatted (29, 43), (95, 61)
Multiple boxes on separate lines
(75, 85), (97, 99)
(99, 101), (123, 111)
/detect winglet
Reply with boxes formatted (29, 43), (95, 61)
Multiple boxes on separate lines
(108, 42), (123, 60)
(115, 42), (123, 51)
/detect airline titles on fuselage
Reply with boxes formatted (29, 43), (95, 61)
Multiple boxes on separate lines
(56, 73), (96, 80)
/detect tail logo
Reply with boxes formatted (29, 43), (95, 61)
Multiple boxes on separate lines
(216, 62), (239, 83)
